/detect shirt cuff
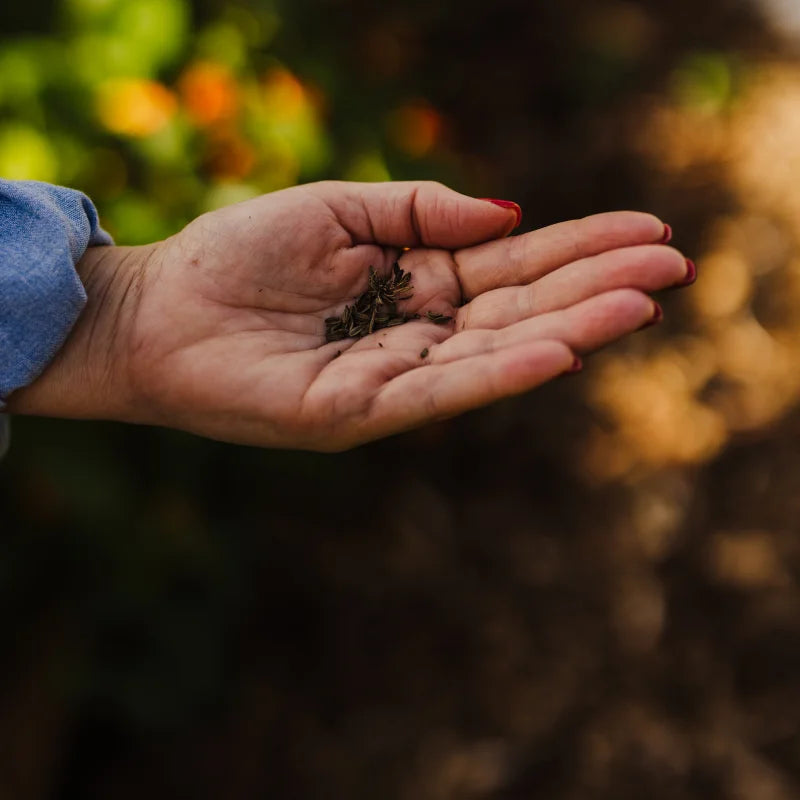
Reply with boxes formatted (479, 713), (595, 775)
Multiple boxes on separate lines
(0, 180), (113, 408)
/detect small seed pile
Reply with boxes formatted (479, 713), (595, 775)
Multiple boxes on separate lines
(325, 262), (414, 341)
(325, 263), (455, 342)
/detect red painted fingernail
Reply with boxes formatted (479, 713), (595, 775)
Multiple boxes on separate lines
(661, 224), (673, 244)
(480, 198), (522, 228)
(681, 259), (697, 285)
(567, 356), (583, 374)
(639, 302), (663, 330)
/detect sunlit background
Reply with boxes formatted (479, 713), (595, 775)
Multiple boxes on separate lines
(4, 0), (800, 798)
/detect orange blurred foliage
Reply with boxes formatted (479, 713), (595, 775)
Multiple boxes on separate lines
(178, 61), (239, 127)
(202, 127), (256, 180)
(262, 67), (309, 120)
(96, 79), (177, 137)
(386, 102), (443, 158)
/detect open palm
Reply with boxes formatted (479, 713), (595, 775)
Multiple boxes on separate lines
(121, 181), (688, 450)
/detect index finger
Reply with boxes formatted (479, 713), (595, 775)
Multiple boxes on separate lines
(453, 211), (669, 298)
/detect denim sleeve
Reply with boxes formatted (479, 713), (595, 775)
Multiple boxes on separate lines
(0, 180), (113, 456)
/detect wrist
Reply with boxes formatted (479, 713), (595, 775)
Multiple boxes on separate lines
(6, 243), (158, 422)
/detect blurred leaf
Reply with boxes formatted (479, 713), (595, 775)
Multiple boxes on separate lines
(345, 150), (392, 182)
(0, 123), (58, 180)
(671, 51), (736, 112)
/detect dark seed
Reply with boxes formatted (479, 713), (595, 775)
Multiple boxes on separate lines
(420, 348), (429, 358)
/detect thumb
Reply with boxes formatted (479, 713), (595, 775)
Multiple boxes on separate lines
(313, 180), (521, 248)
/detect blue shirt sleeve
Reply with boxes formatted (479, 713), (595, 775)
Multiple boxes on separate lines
(0, 180), (112, 457)
(0, 179), (112, 405)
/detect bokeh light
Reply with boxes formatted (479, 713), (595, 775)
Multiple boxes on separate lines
(97, 79), (177, 137)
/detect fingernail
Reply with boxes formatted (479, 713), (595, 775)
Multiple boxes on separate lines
(567, 356), (583, 374)
(681, 258), (697, 286)
(480, 198), (522, 228)
(639, 302), (663, 330)
(661, 224), (673, 244)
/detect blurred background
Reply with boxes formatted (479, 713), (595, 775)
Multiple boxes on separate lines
(3, 0), (800, 797)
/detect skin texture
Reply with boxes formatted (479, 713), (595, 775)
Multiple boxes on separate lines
(7, 181), (690, 451)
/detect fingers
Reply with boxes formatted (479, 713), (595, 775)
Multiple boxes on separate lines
(430, 289), (659, 365)
(453, 211), (669, 298)
(365, 339), (576, 438)
(458, 244), (688, 330)
(312, 180), (520, 248)
(310, 288), (657, 448)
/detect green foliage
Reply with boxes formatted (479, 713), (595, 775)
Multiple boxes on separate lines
(0, 0), (442, 243)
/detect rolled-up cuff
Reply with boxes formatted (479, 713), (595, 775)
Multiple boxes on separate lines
(0, 180), (113, 405)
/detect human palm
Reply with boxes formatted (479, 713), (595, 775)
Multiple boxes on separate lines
(12, 181), (690, 450)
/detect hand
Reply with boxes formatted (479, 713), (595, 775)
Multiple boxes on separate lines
(9, 181), (690, 451)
